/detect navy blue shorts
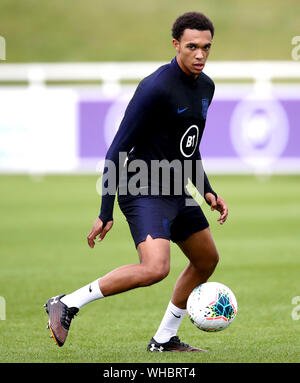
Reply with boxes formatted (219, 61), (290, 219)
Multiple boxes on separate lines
(118, 196), (209, 248)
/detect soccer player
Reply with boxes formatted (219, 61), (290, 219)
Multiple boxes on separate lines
(45, 12), (228, 352)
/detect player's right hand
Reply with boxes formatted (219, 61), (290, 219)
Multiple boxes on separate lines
(87, 217), (114, 248)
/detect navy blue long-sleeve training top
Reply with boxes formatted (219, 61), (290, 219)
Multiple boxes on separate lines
(99, 57), (217, 225)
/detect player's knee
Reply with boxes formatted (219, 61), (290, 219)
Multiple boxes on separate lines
(205, 249), (219, 273)
(149, 265), (170, 284)
(211, 250), (219, 269)
(140, 265), (169, 286)
(193, 249), (219, 274)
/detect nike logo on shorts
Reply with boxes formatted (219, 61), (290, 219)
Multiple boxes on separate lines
(177, 107), (189, 114)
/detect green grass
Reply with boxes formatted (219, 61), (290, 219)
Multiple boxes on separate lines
(0, 0), (299, 62)
(0, 174), (300, 363)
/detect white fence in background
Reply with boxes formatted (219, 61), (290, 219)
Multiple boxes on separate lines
(0, 60), (300, 87)
(0, 61), (299, 174)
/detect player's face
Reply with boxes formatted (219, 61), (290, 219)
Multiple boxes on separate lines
(172, 29), (212, 78)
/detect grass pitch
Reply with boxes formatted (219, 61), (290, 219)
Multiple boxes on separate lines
(0, 0), (299, 62)
(0, 174), (299, 363)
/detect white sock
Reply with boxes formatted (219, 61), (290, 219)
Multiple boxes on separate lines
(153, 301), (187, 344)
(60, 279), (104, 309)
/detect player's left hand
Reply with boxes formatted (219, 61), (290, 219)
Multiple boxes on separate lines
(87, 217), (114, 248)
(205, 193), (228, 224)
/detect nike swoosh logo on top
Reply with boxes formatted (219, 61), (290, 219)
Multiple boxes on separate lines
(177, 107), (189, 114)
(171, 311), (181, 319)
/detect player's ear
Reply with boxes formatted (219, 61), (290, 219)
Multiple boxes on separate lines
(172, 38), (180, 52)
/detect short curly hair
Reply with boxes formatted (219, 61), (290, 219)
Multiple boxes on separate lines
(172, 12), (214, 41)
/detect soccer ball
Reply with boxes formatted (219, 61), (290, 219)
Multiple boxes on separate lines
(187, 282), (237, 332)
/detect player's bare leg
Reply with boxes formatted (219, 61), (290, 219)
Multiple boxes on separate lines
(171, 227), (219, 309)
(149, 228), (218, 352)
(45, 235), (171, 347)
(98, 235), (170, 296)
